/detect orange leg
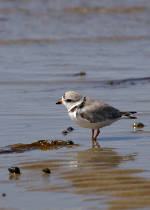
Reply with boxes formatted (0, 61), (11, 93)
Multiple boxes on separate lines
(92, 129), (95, 146)
(94, 129), (100, 141)
(91, 129), (101, 148)
(91, 129), (100, 142)
(92, 129), (95, 140)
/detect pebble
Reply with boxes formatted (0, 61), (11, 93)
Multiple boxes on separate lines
(133, 122), (144, 129)
(8, 166), (21, 174)
(42, 168), (51, 174)
(67, 140), (74, 145)
(108, 80), (114, 85)
(74, 72), (86, 76)
(62, 130), (68, 136)
(67, 127), (74, 132)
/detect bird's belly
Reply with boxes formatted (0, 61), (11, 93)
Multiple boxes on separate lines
(76, 118), (116, 129)
(69, 112), (117, 129)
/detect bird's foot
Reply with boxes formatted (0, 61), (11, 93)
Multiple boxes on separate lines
(92, 138), (102, 149)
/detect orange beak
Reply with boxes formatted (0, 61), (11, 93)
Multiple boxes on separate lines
(56, 99), (63, 105)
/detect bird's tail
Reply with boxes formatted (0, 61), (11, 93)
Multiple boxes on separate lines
(121, 111), (137, 119)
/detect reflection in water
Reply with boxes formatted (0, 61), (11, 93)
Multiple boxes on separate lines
(9, 174), (21, 181)
(61, 147), (150, 209)
(71, 145), (128, 169)
(19, 145), (150, 209)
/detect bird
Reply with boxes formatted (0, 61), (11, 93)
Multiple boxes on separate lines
(56, 91), (136, 145)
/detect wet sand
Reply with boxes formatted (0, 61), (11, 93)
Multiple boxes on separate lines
(0, 0), (150, 209)
(1, 141), (150, 209)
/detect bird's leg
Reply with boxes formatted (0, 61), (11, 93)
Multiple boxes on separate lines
(91, 129), (95, 146)
(94, 129), (100, 141)
(92, 129), (100, 142)
(92, 129), (101, 147)
(91, 129), (102, 149)
(92, 129), (95, 140)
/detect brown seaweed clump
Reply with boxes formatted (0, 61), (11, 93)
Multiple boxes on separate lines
(0, 140), (76, 154)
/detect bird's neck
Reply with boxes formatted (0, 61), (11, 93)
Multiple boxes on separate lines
(68, 97), (86, 113)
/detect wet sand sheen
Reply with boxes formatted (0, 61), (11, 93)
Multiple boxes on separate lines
(0, 0), (150, 209)
(8, 146), (149, 210)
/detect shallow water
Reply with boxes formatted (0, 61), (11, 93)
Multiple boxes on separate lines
(0, 0), (150, 209)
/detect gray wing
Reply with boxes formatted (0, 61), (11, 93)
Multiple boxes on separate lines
(78, 97), (122, 123)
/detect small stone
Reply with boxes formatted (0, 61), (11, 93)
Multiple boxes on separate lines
(108, 80), (114, 85)
(133, 122), (144, 129)
(42, 168), (51, 174)
(67, 127), (74, 132)
(74, 72), (86, 76)
(67, 140), (74, 145)
(62, 130), (68, 136)
(2, 193), (6, 197)
(8, 167), (21, 174)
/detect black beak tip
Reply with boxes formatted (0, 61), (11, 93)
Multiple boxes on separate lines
(56, 101), (61, 104)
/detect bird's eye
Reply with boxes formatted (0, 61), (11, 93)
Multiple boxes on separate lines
(66, 99), (72, 103)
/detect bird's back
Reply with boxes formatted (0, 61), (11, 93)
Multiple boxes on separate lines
(78, 97), (122, 123)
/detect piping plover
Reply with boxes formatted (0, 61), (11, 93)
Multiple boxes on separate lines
(56, 91), (136, 144)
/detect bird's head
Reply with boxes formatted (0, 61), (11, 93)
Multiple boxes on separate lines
(56, 91), (83, 112)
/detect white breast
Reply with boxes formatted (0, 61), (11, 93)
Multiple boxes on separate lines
(68, 111), (77, 123)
